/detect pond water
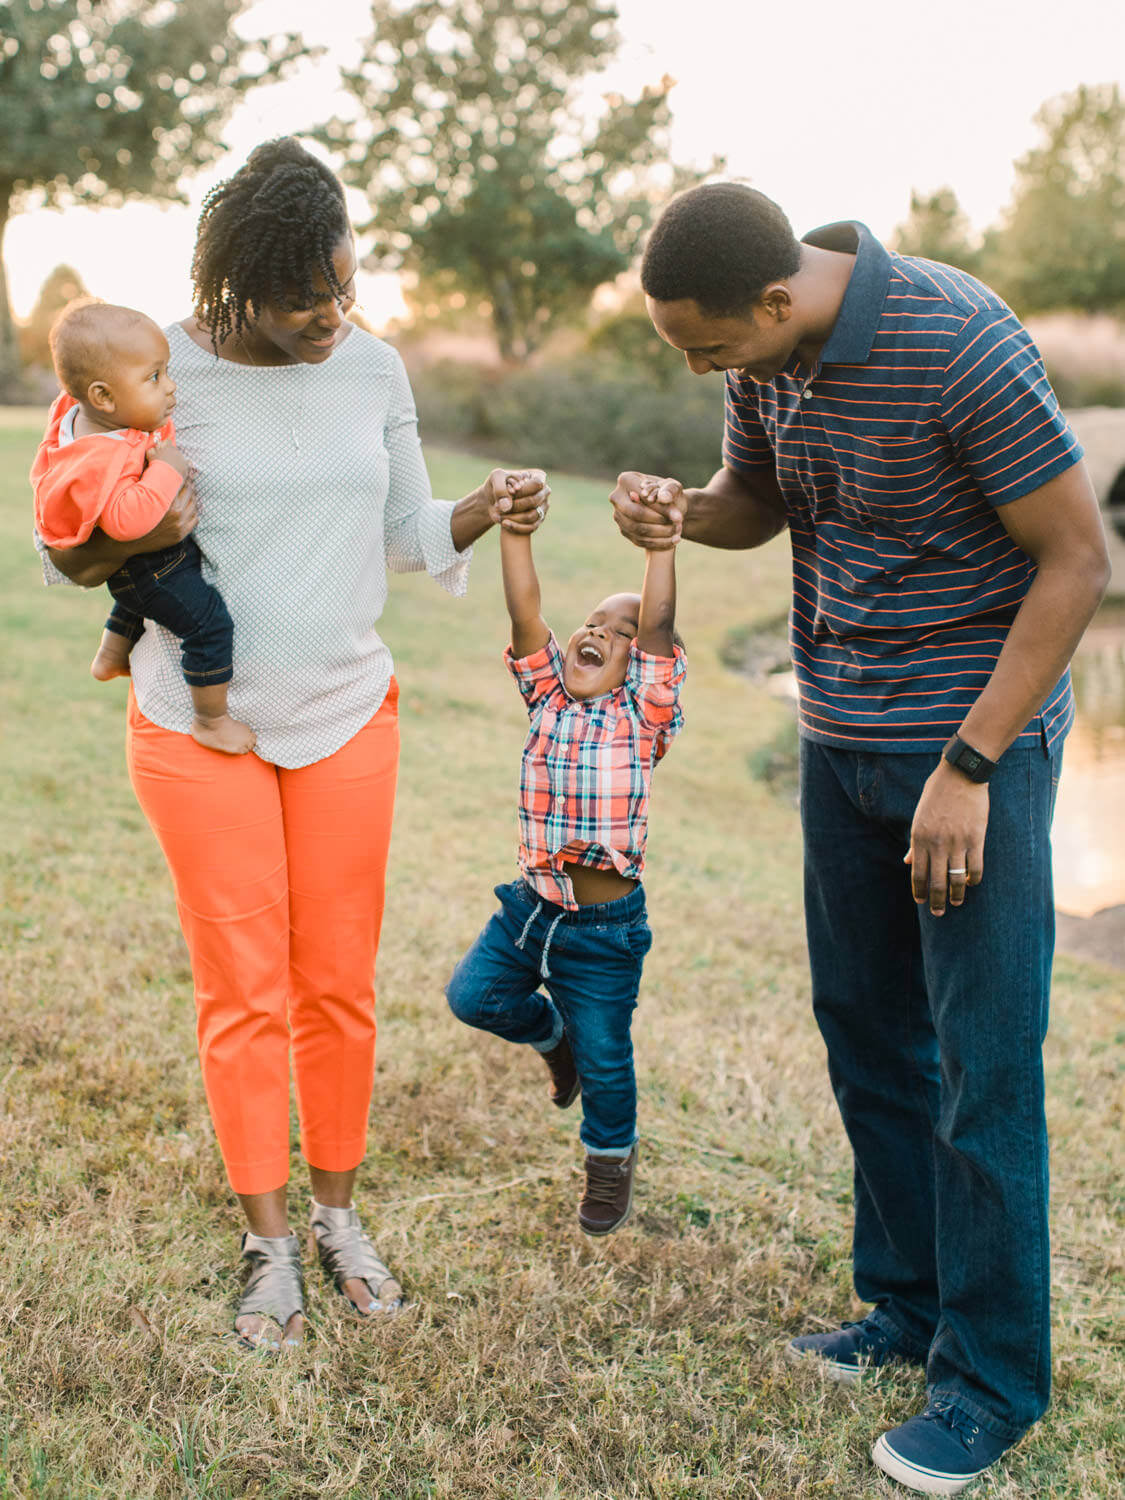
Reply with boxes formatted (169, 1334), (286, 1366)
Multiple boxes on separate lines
(1052, 602), (1125, 917)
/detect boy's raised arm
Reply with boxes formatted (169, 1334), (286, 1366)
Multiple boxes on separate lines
(500, 526), (551, 658)
(636, 543), (677, 657)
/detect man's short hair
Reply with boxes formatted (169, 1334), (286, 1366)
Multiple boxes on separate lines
(48, 298), (150, 401)
(641, 183), (802, 317)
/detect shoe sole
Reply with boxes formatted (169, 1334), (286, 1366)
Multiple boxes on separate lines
(872, 1434), (982, 1495)
(579, 1201), (631, 1236)
(783, 1342), (863, 1385)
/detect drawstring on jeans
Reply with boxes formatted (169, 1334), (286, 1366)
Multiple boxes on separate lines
(513, 900), (565, 980)
(515, 902), (542, 951)
(539, 912), (563, 979)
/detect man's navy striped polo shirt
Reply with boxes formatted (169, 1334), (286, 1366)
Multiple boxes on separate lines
(722, 221), (1084, 754)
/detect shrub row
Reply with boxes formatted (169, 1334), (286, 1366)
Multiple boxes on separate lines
(1043, 367), (1125, 409)
(408, 344), (1125, 487)
(409, 356), (728, 484)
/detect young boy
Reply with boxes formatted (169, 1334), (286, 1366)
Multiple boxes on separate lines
(446, 479), (686, 1234)
(31, 299), (254, 755)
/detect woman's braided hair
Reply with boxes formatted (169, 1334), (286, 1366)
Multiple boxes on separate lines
(191, 137), (351, 346)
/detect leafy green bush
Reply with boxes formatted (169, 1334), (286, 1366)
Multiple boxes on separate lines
(409, 359), (493, 443)
(1044, 364), (1125, 409)
(1029, 314), (1125, 410)
(410, 356), (727, 483)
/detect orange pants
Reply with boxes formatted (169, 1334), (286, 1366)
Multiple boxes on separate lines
(126, 683), (399, 1194)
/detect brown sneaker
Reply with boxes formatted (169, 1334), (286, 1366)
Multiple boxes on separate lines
(578, 1143), (638, 1236)
(541, 1033), (580, 1108)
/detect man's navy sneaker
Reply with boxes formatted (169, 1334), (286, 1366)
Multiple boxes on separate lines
(784, 1316), (918, 1384)
(872, 1401), (1014, 1495)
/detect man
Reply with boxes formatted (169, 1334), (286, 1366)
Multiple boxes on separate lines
(610, 183), (1109, 1495)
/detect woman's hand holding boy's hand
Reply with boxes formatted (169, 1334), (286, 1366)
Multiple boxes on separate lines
(147, 439), (192, 479)
(452, 467), (549, 552)
(484, 468), (551, 534)
(610, 472), (684, 550)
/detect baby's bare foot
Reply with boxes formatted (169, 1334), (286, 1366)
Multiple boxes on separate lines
(90, 630), (132, 682)
(191, 714), (256, 756)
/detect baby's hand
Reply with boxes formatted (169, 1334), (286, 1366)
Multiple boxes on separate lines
(639, 476), (682, 512)
(147, 439), (191, 479)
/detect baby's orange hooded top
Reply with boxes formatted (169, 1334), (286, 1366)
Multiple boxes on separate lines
(31, 393), (182, 548)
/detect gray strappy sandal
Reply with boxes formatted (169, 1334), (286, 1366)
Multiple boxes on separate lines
(235, 1231), (305, 1351)
(308, 1202), (403, 1315)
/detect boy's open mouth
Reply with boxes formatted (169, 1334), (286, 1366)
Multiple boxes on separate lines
(577, 643), (605, 667)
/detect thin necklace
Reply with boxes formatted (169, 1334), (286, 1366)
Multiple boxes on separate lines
(238, 331), (303, 454)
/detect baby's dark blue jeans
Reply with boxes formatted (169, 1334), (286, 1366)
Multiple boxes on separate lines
(446, 879), (652, 1153)
(105, 535), (234, 687)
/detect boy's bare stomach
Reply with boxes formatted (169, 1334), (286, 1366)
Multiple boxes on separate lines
(565, 862), (638, 906)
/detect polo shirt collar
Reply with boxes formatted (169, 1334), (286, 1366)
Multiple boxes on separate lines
(801, 221), (891, 365)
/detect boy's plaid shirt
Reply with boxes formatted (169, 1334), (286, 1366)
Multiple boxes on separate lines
(505, 631), (686, 911)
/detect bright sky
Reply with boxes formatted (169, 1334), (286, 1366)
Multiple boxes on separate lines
(7, 0), (1125, 328)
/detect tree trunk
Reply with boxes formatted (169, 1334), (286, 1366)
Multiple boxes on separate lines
(0, 184), (24, 401)
(490, 274), (524, 363)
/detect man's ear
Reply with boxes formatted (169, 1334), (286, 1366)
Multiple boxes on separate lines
(86, 380), (116, 416)
(758, 283), (794, 324)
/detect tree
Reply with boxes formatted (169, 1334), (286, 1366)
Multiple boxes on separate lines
(892, 187), (981, 274)
(983, 83), (1125, 316)
(0, 0), (310, 397)
(17, 261), (87, 369)
(314, 0), (716, 362)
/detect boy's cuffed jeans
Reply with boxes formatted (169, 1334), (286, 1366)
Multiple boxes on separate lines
(799, 736), (1061, 1442)
(446, 879), (652, 1152)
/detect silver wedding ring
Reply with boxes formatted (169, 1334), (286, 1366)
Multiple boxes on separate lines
(535, 504), (545, 521)
(948, 867), (967, 876)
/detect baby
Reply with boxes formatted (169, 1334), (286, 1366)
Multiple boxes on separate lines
(31, 299), (254, 755)
(446, 478), (686, 1235)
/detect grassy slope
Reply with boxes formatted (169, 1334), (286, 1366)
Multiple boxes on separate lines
(0, 420), (1122, 1499)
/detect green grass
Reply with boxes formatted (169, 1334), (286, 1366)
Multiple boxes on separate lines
(1, 418), (1123, 1498)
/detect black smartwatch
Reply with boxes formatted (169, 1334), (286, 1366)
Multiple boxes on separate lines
(942, 734), (998, 784)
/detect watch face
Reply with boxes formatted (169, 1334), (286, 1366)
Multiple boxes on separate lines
(944, 736), (993, 782)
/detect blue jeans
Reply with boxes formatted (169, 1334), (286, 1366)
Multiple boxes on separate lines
(800, 737), (1061, 1441)
(105, 535), (234, 687)
(446, 879), (652, 1152)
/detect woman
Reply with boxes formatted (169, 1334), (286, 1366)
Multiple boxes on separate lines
(44, 137), (549, 1350)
